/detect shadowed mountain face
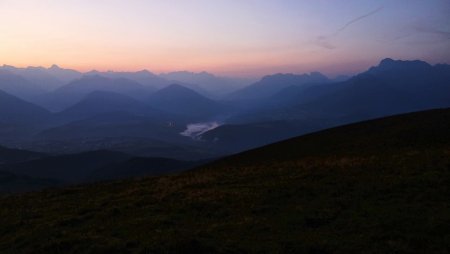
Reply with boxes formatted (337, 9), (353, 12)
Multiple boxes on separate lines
(293, 59), (450, 123)
(0, 170), (59, 193)
(0, 146), (46, 164)
(0, 70), (46, 100)
(36, 75), (154, 111)
(0, 89), (51, 125)
(217, 108), (450, 164)
(90, 157), (203, 181)
(86, 70), (169, 90)
(200, 120), (325, 153)
(0, 108), (448, 252)
(0, 65), (65, 92)
(57, 91), (158, 122)
(148, 84), (226, 120)
(230, 59), (450, 124)
(45, 64), (83, 84)
(365, 58), (450, 106)
(0, 150), (203, 187)
(160, 71), (250, 97)
(36, 112), (187, 143)
(228, 72), (330, 101)
(0, 150), (131, 184)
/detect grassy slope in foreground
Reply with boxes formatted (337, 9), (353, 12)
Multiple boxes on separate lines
(0, 108), (449, 253)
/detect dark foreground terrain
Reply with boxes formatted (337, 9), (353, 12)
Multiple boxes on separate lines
(0, 108), (449, 253)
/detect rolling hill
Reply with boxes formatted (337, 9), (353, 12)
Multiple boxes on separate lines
(86, 70), (169, 90)
(57, 91), (152, 121)
(160, 71), (249, 97)
(36, 112), (187, 143)
(0, 170), (58, 193)
(0, 89), (51, 125)
(0, 70), (46, 100)
(0, 66), (64, 93)
(36, 75), (154, 111)
(200, 120), (325, 152)
(0, 150), (204, 191)
(228, 72), (330, 101)
(0, 108), (448, 253)
(0, 150), (132, 184)
(0, 146), (46, 164)
(148, 84), (226, 120)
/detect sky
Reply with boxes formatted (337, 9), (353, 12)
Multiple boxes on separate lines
(0, 0), (449, 77)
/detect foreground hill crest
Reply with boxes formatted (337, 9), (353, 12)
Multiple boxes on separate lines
(0, 108), (449, 253)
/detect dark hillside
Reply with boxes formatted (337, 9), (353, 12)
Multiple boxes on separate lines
(0, 108), (449, 253)
(0, 146), (46, 164)
(212, 108), (450, 165)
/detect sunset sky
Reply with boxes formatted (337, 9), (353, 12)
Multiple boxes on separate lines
(0, 0), (449, 77)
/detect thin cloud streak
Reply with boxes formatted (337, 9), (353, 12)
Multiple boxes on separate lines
(414, 26), (450, 40)
(315, 36), (336, 50)
(315, 6), (383, 50)
(379, 23), (450, 45)
(334, 7), (384, 36)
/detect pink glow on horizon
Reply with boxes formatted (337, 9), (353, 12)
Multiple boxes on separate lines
(0, 0), (448, 78)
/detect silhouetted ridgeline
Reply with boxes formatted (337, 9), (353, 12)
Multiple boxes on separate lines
(1, 58), (450, 172)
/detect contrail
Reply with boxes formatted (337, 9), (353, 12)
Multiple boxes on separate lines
(315, 36), (336, 49)
(333, 7), (384, 36)
(414, 26), (450, 39)
(315, 6), (383, 49)
(380, 24), (450, 45)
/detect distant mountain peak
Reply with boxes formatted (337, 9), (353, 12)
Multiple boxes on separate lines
(228, 72), (330, 100)
(376, 58), (432, 71)
(86, 70), (101, 75)
(260, 72), (328, 83)
(136, 69), (153, 75)
(149, 83), (223, 120)
(161, 70), (216, 78)
(309, 71), (328, 79)
(26, 66), (46, 71)
(379, 58), (395, 65)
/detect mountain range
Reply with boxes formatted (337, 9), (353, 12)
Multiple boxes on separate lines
(0, 58), (449, 160)
(147, 84), (227, 120)
(160, 71), (252, 97)
(0, 64), (247, 106)
(227, 71), (330, 101)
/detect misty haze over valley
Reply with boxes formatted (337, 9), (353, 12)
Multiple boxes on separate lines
(1, 57), (449, 188)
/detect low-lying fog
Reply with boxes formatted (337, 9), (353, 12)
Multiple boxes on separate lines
(180, 122), (221, 139)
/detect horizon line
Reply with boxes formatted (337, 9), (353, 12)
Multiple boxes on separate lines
(2, 57), (448, 79)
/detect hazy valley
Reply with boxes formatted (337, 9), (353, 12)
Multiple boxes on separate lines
(1, 58), (450, 194)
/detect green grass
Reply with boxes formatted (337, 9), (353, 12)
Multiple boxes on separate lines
(1, 109), (450, 253)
